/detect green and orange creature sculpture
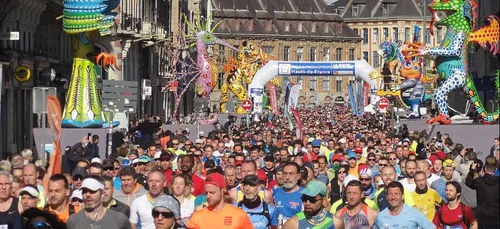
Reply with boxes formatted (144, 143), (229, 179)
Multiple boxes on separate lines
(61, 0), (120, 128)
(403, 0), (499, 124)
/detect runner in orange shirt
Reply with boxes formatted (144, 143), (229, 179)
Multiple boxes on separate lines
(186, 173), (254, 229)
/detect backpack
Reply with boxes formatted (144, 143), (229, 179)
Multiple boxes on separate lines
(44, 204), (76, 215)
(237, 201), (271, 228)
(437, 203), (469, 228)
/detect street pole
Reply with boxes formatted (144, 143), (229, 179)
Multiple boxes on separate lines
(423, 0), (427, 74)
(108, 111), (113, 158)
(41, 89), (46, 166)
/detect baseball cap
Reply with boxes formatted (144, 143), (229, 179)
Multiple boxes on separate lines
(358, 167), (373, 179)
(301, 180), (327, 197)
(204, 159), (216, 169)
(154, 151), (162, 160)
(241, 174), (260, 186)
(198, 131), (204, 136)
(159, 152), (172, 161)
(72, 167), (88, 178)
(331, 154), (345, 162)
(338, 138), (346, 144)
(121, 159), (132, 166)
(443, 159), (456, 168)
(102, 159), (115, 169)
(307, 138), (315, 143)
(311, 139), (321, 147)
(184, 128), (190, 133)
(138, 155), (151, 163)
(343, 174), (359, 187)
(234, 160), (243, 167)
(257, 170), (268, 182)
(19, 185), (39, 198)
(81, 178), (104, 191)
(264, 154), (274, 162)
(153, 195), (181, 220)
(276, 164), (284, 172)
(70, 189), (83, 200)
(195, 139), (204, 144)
(91, 158), (102, 164)
(132, 158), (139, 165)
(354, 147), (363, 153)
(348, 152), (357, 160)
(205, 173), (226, 189)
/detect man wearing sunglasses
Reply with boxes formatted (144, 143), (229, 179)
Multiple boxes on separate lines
(67, 176), (131, 229)
(283, 180), (344, 229)
(102, 159), (122, 191)
(152, 195), (181, 229)
(237, 174), (278, 229)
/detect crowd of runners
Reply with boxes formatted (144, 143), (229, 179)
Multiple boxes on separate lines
(0, 105), (499, 229)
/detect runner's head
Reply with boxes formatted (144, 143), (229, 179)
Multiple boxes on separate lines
(386, 181), (404, 209)
(48, 174), (71, 207)
(345, 180), (364, 207)
(282, 162), (301, 190)
(81, 176), (105, 211)
(152, 195), (180, 229)
(204, 173), (227, 208)
(300, 180), (327, 217)
(241, 175), (261, 201)
(445, 181), (461, 202)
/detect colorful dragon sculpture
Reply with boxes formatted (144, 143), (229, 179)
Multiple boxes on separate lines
(220, 41), (279, 114)
(61, 0), (120, 128)
(403, 0), (499, 124)
(184, 14), (238, 98)
(378, 26), (431, 118)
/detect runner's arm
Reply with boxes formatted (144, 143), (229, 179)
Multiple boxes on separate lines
(282, 216), (298, 229)
(265, 189), (274, 206)
(333, 215), (344, 229)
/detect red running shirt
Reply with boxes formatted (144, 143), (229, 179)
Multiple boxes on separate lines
(433, 202), (476, 229)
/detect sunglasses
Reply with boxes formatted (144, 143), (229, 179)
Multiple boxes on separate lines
(301, 195), (322, 204)
(389, 158), (397, 160)
(72, 176), (83, 181)
(367, 158), (376, 161)
(379, 163), (388, 167)
(359, 178), (371, 181)
(71, 198), (83, 203)
(185, 144), (192, 146)
(152, 210), (174, 219)
(81, 188), (99, 194)
(28, 222), (52, 229)
(337, 170), (347, 174)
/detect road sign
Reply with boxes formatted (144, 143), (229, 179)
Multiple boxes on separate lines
(241, 99), (253, 111)
(0, 32), (19, 40)
(378, 98), (389, 110)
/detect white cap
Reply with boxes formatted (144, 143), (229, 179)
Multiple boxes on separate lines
(338, 138), (346, 144)
(70, 189), (83, 200)
(132, 158), (139, 165)
(19, 186), (39, 198)
(343, 174), (359, 187)
(154, 151), (162, 160)
(91, 157), (102, 164)
(198, 131), (204, 136)
(195, 139), (203, 144)
(81, 178), (104, 191)
(359, 168), (373, 178)
(184, 128), (190, 133)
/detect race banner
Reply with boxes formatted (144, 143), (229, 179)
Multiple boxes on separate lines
(290, 108), (303, 139)
(268, 81), (279, 115)
(288, 83), (302, 112)
(45, 95), (62, 189)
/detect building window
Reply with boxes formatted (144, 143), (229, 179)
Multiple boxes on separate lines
(437, 28), (443, 43)
(310, 47), (316, 61)
(336, 77), (342, 92)
(405, 27), (411, 42)
(310, 77), (317, 91)
(393, 27), (398, 41)
(354, 28), (359, 35)
(297, 47), (303, 61)
(336, 48), (342, 61)
(234, 19), (240, 31)
(425, 29), (431, 43)
(220, 19), (226, 30)
(263, 46), (274, 55)
(324, 23), (329, 33)
(266, 20), (273, 32)
(322, 76), (330, 91)
(311, 22), (316, 33)
(218, 73), (224, 90)
(383, 27), (388, 39)
(232, 45), (239, 59)
(218, 45), (225, 63)
(247, 19), (254, 31)
(349, 48), (355, 60)
(363, 51), (368, 62)
(285, 21), (290, 32)
(382, 3), (389, 15)
(352, 4), (359, 17)
(373, 28), (379, 44)
(323, 47), (330, 61)
(363, 28), (368, 44)
(283, 46), (290, 61)
(298, 22), (303, 32)
(373, 51), (380, 67)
